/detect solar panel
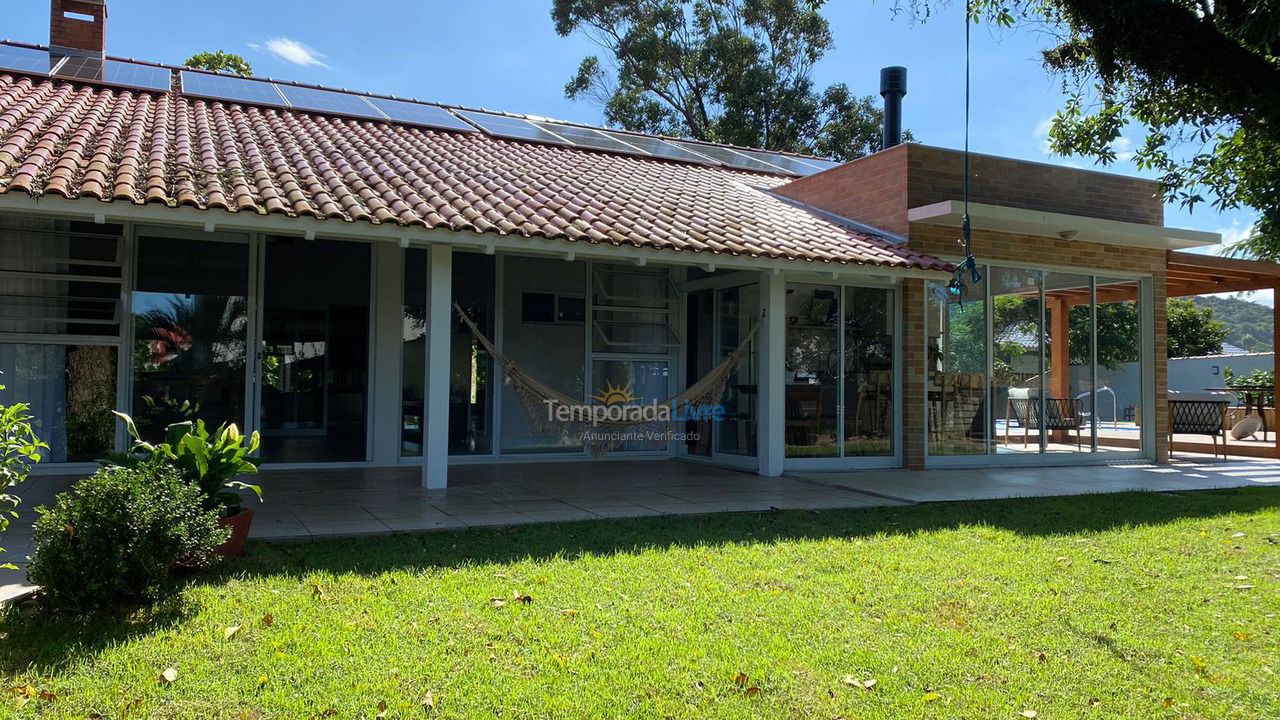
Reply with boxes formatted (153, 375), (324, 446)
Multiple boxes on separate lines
(733, 150), (825, 176)
(180, 70), (286, 106)
(55, 57), (172, 91)
(364, 97), (476, 132)
(275, 84), (386, 120)
(535, 122), (646, 155)
(0, 44), (58, 75)
(668, 141), (788, 174)
(598, 133), (718, 165)
(797, 156), (842, 173)
(454, 110), (571, 144)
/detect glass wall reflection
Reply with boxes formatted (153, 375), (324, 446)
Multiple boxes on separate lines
(260, 237), (370, 462)
(927, 274), (988, 455)
(132, 236), (248, 440)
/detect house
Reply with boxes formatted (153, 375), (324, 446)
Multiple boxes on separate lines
(3, 1), (1277, 489)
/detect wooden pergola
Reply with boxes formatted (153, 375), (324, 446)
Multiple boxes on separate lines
(1166, 250), (1280, 458)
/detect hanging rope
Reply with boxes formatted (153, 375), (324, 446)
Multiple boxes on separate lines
(949, 0), (982, 301)
(453, 303), (760, 456)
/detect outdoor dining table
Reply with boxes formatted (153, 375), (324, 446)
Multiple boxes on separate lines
(1204, 385), (1274, 441)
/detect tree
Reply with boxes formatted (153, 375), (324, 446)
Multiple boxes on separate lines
(553, 0), (901, 160)
(184, 51), (253, 76)
(1068, 301), (1139, 369)
(894, 0), (1280, 258)
(1167, 297), (1229, 358)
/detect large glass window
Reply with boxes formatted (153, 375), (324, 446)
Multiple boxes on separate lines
(499, 256), (586, 454)
(784, 284), (894, 459)
(843, 286), (894, 456)
(0, 344), (117, 462)
(717, 284), (758, 457)
(0, 217), (123, 338)
(450, 252), (496, 455)
(927, 273), (988, 455)
(785, 285), (839, 457)
(132, 235), (249, 440)
(260, 237), (370, 462)
(928, 265), (1148, 459)
(1095, 278), (1143, 452)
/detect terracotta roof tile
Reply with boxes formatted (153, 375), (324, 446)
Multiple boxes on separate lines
(0, 72), (951, 272)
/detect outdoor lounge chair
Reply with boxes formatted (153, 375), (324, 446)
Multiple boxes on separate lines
(1005, 388), (1086, 450)
(1168, 391), (1231, 459)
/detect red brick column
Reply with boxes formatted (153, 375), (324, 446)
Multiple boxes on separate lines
(901, 279), (927, 469)
(1152, 274), (1170, 463)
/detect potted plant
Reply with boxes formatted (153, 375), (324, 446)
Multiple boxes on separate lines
(102, 411), (263, 557)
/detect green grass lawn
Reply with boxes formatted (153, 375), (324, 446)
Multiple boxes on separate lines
(3, 488), (1279, 719)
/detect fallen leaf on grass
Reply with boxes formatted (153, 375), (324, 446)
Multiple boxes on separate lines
(1234, 631), (1252, 641)
(1087, 697), (1101, 707)
(421, 692), (435, 709)
(375, 699), (389, 718)
(1234, 584), (1256, 591)
(489, 598), (506, 608)
(842, 676), (876, 690)
(745, 686), (761, 696)
(159, 668), (178, 684)
(1162, 697), (1175, 709)
(733, 673), (749, 686)
(1020, 711), (1038, 718)
(923, 692), (942, 702)
(559, 609), (579, 616)
(512, 591), (533, 604)
(257, 675), (268, 689)
(224, 625), (242, 640)
(262, 613), (274, 626)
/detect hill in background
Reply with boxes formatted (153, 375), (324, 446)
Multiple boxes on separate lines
(1191, 296), (1273, 352)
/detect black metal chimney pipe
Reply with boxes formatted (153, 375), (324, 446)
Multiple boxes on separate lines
(879, 66), (907, 150)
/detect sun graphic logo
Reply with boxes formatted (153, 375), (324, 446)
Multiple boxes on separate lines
(592, 380), (638, 406)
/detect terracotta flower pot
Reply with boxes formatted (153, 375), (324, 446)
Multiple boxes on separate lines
(216, 507), (254, 557)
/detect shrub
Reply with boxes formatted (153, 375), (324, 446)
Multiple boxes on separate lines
(1, 371), (47, 569)
(27, 462), (227, 612)
(101, 411), (262, 516)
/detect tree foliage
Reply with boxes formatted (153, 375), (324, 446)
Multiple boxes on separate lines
(1190, 295), (1273, 352)
(553, 0), (902, 159)
(184, 51), (253, 76)
(895, 0), (1280, 257)
(1167, 297), (1229, 358)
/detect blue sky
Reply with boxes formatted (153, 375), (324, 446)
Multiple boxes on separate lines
(7, 0), (1265, 299)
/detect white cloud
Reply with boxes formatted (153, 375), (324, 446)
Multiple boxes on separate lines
(1033, 117), (1054, 155)
(1216, 219), (1257, 247)
(263, 38), (328, 68)
(1111, 136), (1135, 162)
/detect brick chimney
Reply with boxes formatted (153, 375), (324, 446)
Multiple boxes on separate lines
(50, 0), (107, 58)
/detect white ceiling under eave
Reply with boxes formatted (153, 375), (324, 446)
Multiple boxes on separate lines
(907, 200), (1220, 251)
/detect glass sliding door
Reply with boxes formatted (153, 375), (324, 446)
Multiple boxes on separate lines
(1043, 272), (1094, 453)
(716, 284), (758, 457)
(132, 234), (249, 440)
(785, 285), (840, 457)
(260, 237), (371, 462)
(990, 267), (1044, 454)
(927, 273), (988, 455)
(844, 286), (894, 456)
(1094, 278), (1143, 452)
(499, 256), (586, 454)
(449, 252), (496, 455)
(0, 343), (117, 462)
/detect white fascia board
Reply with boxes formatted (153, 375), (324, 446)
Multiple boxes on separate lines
(0, 193), (951, 281)
(907, 200), (1220, 250)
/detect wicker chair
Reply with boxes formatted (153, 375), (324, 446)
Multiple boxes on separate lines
(1005, 388), (1086, 450)
(1168, 391), (1231, 459)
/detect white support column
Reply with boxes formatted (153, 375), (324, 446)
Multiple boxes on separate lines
(422, 243), (453, 489)
(370, 242), (405, 465)
(757, 270), (786, 477)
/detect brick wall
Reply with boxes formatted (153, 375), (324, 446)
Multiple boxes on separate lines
(906, 145), (1164, 226)
(50, 0), (106, 56)
(901, 278), (928, 469)
(772, 144), (910, 236)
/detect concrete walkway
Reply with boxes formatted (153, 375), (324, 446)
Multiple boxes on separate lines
(4, 456), (1278, 603)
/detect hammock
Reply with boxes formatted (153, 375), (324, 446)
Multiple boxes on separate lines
(454, 303), (760, 455)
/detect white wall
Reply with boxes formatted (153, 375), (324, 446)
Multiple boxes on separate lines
(1169, 352), (1274, 393)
